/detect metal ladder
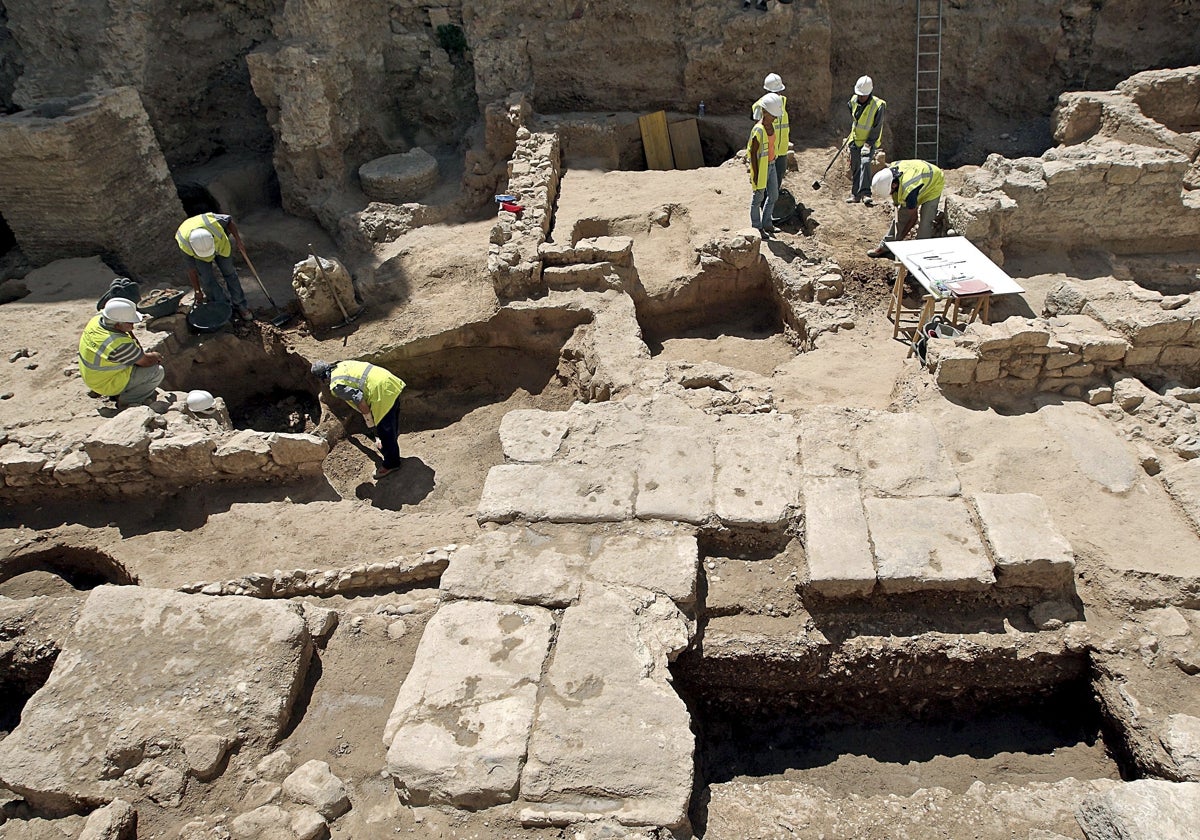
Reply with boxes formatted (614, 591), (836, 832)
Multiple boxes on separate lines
(914, 0), (943, 164)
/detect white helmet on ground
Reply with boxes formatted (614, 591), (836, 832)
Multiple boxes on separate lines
(854, 75), (874, 96)
(763, 73), (785, 92)
(188, 228), (216, 259)
(101, 297), (144, 324)
(186, 390), (215, 412)
(871, 167), (895, 199)
(759, 92), (784, 118)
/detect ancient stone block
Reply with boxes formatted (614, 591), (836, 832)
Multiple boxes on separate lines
(78, 798), (136, 840)
(441, 528), (584, 607)
(973, 493), (1075, 589)
(1041, 402), (1139, 493)
(52, 449), (92, 485)
(383, 600), (554, 808)
(856, 412), (961, 498)
(799, 405), (862, 478)
(804, 477), (876, 598)
(213, 430), (272, 474)
(358, 148), (439, 203)
(521, 586), (692, 829)
(292, 255), (359, 332)
(478, 464), (636, 523)
(635, 426), (714, 524)
(148, 431), (215, 477)
(588, 527), (698, 608)
(267, 433), (329, 467)
(1079, 334), (1131, 362)
(929, 343), (979, 385)
(1162, 714), (1200, 781)
(498, 409), (570, 462)
(1159, 345), (1200, 368)
(1076, 779), (1200, 840)
(283, 760), (349, 820)
(0, 586), (311, 813)
(712, 414), (800, 528)
(864, 497), (995, 594)
(84, 406), (157, 463)
(542, 262), (623, 292)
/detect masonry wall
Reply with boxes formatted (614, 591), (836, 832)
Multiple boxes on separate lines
(0, 87), (185, 280)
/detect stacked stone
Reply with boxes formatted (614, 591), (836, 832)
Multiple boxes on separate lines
(538, 235), (634, 293)
(487, 127), (561, 299)
(0, 404), (328, 501)
(924, 316), (1129, 392)
(0, 87), (186, 280)
(178, 545), (455, 598)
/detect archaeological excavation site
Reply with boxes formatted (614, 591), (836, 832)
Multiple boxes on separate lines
(3, 1), (1200, 838)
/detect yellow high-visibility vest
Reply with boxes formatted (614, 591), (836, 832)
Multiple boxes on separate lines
(848, 95), (886, 145)
(752, 94), (789, 156)
(77, 314), (136, 396)
(330, 360), (406, 426)
(175, 213), (232, 261)
(746, 123), (770, 190)
(893, 159), (945, 207)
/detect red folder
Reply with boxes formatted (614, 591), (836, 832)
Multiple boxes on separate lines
(946, 278), (990, 296)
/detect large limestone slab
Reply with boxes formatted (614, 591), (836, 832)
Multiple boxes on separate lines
(1040, 402), (1139, 493)
(498, 409), (570, 462)
(857, 413), (961, 497)
(804, 477), (876, 597)
(635, 425), (714, 524)
(799, 406), (861, 477)
(589, 526), (698, 608)
(713, 414), (800, 527)
(478, 464), (636, 523)
(0, 586), (311, 812)
(383, 600), (554, 808)
(974, 493), (1075, 589)
(520, 586), (693, 829)
(864, 497), (995, 593)
(1076, 779), (1200, 840)
(441, 528), (586, 607)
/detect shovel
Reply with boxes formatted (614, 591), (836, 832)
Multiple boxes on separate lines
(812, 136), (850, 191)
(309, 245), (362, 329)
(237, 244), (293, 327)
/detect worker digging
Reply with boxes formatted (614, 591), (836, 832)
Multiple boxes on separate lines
(867, 158), (946, 258)
(846, 74), (886, 205)
(175, 211), (255, 324)
(311, 359), (406, 480)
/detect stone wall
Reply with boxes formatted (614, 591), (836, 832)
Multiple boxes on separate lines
(0, 87), (185, 280)
(487, 128), (561, 299)
(0, 398), (328, 502)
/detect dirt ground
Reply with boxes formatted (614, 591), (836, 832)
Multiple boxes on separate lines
(2, 137), (1198, 839)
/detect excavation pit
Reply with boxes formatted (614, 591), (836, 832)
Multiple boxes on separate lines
(229, 388), (319, 434)
(0, 546), (135, 595)
(643, 296), (793, 375)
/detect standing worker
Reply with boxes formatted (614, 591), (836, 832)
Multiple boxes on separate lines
(175, 212), (254, 321)
(747, 92), (784, 237)
(311, 359), (406, 480)
(866, 160), (945, 258)
(846, 76), (886, 205)
(752, 73), (790, 195)
(77, 298), (165, 408)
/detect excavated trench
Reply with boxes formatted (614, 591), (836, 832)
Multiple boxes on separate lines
(0, 546), (135, 594)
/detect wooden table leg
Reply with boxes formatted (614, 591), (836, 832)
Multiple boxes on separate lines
(889, 265), (908, 340)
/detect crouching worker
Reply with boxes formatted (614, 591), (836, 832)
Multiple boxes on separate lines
(867, 159), (945, 258)
(312, 359), (406, 480)
(78, 298), (165, 408)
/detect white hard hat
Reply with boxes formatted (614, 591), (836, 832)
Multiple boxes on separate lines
(101, 297), (144, 324)
(854, 75), (874, 96)
(763, 73), (785, 92)
(189, 228), (216, 259)
(871, 167), (895, 199)
(759, 92), (784, 118)
(186, 390), (215, 412)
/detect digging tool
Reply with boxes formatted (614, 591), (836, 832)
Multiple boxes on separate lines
(309, 245), (362, 329)
(811, 136), (850, 191)
(237, 244), (293, 328)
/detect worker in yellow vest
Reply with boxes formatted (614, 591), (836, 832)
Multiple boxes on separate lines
(77, 298), (165, 407)
(175, 213), (253, 321)
(747, 92), (784, 237)
(752, 73), (790, 195)
(867, 160), (945, 258)
(847, 75), (886, 205)
(312, 359), (407, 480)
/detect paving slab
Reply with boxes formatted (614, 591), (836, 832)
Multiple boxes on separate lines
(803, 476), (876, 597)
(857, 412), (962, 497)
(974, 493), (1076, 589)
(864, 497), (995, 593)
(520, 585), (693, 829)
(383, 600), (554, 808)
(1040, 402), (1140, 494)
(478, 464), (636, 523)
(0, 586), (311, 813)
(799, 406), (862, 478)
(441, 528), (586, 607)
(1076, 779), (1200, 840)
(498, 409), (570, 462)
(713, 414), (800, 528)
(589, 526), (699, 608)
(634, 425), (714, 524)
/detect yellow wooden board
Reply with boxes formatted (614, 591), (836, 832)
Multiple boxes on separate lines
(668, 118), (704, 170)
(638, 110), (675, 171)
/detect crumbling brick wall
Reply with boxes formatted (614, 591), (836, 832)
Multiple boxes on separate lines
(0, 87), (185, 280)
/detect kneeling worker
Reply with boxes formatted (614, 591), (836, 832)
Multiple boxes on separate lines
(78, 298), (165, 407)
(176, 212), (254, 321)
(867, 159), (945, 258)
(312, 359), (406, 480)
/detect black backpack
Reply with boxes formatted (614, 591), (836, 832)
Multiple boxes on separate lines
(97, 277), (141, 311)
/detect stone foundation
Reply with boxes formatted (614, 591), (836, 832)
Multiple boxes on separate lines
(0, 87), (185, 280)
(487, 128), (561, 299)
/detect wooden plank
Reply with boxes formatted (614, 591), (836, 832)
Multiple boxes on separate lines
(638, 110), (674, 170)
(668, 118), (704, 170)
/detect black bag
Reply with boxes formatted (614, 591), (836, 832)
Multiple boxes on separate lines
(912, 315), (963, 365)
(96, 277), (141, 311)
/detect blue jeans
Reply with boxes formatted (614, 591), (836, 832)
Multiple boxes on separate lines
(376, 399), (403, 469)
(849, 143), (874, 198)
(750, 164), (779, 230)
(193, 254), (248, 310)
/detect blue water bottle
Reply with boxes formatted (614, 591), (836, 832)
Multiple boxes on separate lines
(698, 101), (705, 119)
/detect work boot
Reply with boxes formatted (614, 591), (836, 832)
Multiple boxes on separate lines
(862, 196), (875, 207)
(236, 307), (254, 321)
(867, 246), (891, 259)
(844, 195), (859, 204)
